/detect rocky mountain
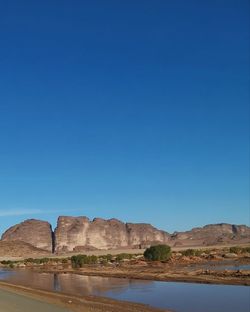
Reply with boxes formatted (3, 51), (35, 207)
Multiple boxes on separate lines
(1, 219), (53, 252)
(1, 216), (249, 254)
(54, 216), (170, 252)
(171, 224), (250, 247)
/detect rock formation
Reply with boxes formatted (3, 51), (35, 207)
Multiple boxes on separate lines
(171, 223), (250, 247)
(1, 219), (53, 252)
(54, 216), (170, 252)
(1, 217), (249, 254)
(126, 223), (170, 248)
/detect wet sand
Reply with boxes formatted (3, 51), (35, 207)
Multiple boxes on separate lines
(0, 281), (169, 312)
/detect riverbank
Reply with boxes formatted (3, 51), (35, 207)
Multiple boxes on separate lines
(0, 281), (169, 312)
(1, 246), (250, 286)
(37, 265), (250, 286)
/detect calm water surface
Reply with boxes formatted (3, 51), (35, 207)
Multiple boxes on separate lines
(0, 269), (249, 312)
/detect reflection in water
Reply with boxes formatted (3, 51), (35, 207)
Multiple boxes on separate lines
(54, 273), (61, 292)
(0, 269), (150, 295)
(0, 269), (249, 312)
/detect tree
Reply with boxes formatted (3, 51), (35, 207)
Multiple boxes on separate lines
(144, 244), (171, 261)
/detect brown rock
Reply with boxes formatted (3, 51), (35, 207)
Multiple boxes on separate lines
(54, 216), (170, 252)
(54, 216), (129, 251)
(126, 223), (170, 248)
(170, 223), (250, 247)
(1, 219), (53, 252)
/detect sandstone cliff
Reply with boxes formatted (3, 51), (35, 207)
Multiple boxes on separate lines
(126, 223), (170, 248)
(1, 219), (53, 252)
(54, 216), (170, 252)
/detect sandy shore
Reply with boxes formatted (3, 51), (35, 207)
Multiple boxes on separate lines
(0, 281), (169, 312)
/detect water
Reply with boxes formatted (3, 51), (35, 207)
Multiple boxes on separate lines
(0, 269), (249, 312)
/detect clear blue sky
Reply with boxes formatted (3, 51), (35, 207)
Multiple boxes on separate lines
(0, 0), (249, 235)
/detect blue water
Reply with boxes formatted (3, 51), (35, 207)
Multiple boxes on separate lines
(0, 269), (249, 312)
(102, 280), (250, 312)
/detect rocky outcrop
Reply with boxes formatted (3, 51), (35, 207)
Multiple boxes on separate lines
(1, 217), (250, 254)
(126, 223), (170, 248)
(1, 219), (53, 252)
(171, 223), (250, 247)
(54, 216), (170, 252)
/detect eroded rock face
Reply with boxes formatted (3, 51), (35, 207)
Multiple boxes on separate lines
(170, 223), (250, 247)
(54, 216), (168, 252)
(1, 219), (53, 252)
(126, 223), (170, 248)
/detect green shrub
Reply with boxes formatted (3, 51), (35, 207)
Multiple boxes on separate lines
(1, 260), (16, 267)
(242, 246), (250, 253)
(144, 245), (171, 261)
(181, 249), (203, 257)
(181, 249), (196, 256)
(228, 246), (250, 254)
(115, 253), (133, 262)
(1, 260), (12, 265)
(39, 258), (49, 264)
(71, 254), (98, 268)
(24, 258), (35, 263)
(62, 258), (69, 264)
(229, 246), (242, 254)
(101, 254), (113, 262)
(89, 255), (98, 264)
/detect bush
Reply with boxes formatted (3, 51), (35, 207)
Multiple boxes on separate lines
(39, 258), (49, 264)
(144, 245), (171, 261)
(71, 254), (98, 268)
(62, 258), (69, 264)
(181, 249), (203, 257)
(115, 253), (133, 262)
(243, 246), (250, 253)
(104, 254), (113, 262)
(228, 246), (250, 254)
(229, 246), (242, 254)
(1, 260), (13, 265)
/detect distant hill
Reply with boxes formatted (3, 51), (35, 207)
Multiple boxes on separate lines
(1, 216), (250, 255)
